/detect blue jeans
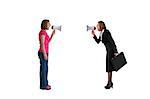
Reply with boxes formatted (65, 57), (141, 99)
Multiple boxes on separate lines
(38, 52), (48, 89)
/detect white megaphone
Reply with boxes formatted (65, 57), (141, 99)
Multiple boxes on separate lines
(86, 25), (96, 31)
(51, 25), (62, 31)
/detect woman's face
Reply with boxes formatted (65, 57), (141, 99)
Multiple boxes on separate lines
(47, 22), (51, 30)
(97, 23), (104, 31)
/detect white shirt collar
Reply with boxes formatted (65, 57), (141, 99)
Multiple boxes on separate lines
(94, 29), (105, 39)
(100, 29), (105, 33)
(100, 29), (104, 40)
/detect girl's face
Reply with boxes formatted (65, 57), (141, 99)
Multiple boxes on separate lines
(97, 23), (104, 31)
(47, 22), (51, 30)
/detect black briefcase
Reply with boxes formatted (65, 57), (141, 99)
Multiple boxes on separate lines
(111, 52), (127, 71)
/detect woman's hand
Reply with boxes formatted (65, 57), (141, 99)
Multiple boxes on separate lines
(92, 30), (95, 36)
(114, 53), (119, 57)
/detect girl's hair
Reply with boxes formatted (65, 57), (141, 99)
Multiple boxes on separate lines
(98, 21), (106, 29)
(41, 19), (50, 29)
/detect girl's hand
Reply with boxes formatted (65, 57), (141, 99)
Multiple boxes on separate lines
(44, 54), (48, 60)
(49, 30), (56, 42)
(52, 30), (55, 34)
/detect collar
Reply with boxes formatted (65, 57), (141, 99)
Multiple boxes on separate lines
(100, 29), (105, 33)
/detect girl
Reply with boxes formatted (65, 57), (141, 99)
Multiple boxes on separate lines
(38, 19), (55, 90)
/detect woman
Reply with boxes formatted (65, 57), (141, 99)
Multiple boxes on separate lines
(92, 21), (119, 89)
(38, 19), (55, 90)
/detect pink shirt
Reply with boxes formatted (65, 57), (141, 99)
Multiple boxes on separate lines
(38, 29), (50, 53)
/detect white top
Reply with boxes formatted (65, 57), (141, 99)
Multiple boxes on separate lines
(95, 29), (104, 41)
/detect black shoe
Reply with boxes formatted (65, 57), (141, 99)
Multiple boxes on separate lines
(104, 82), (113, 89)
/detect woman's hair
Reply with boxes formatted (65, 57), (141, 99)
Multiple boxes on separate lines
(98, 21), (106, 29)
(41, 19), (50, 29)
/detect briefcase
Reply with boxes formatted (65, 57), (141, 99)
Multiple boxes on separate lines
(111, 52), (127, 71)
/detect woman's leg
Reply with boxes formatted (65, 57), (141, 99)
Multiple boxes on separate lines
(106, 50), (114, 82)
(105, 72), (113, 89)
(105, 50), (114, 89)
(108, 72), (112, 82)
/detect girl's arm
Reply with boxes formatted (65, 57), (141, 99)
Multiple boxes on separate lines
(40, 35), (48, 60)
(49, 30), (56, 42)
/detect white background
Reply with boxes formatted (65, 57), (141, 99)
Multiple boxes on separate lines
(0, 0), (150, 98)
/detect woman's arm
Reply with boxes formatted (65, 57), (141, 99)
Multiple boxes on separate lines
(40, 35), (48, 60)
(107, 31), (118, 53)
(92, 30), (101, 44)
(49, 30), (56, 42)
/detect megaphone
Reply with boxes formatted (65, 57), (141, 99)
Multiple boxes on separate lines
(86, 25), (96, 31)
(51, 25), (62, 31)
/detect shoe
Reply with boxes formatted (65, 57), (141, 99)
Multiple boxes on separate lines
(104, 82), (113, 89)
(40, 85), (51, 90)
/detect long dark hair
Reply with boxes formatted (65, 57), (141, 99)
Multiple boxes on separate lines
(41, 19), (49, 29)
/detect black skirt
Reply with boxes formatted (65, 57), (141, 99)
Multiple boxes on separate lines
(104, 43), (115, 72)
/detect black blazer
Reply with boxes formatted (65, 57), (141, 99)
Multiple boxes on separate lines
(93, 29), (118, 53)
